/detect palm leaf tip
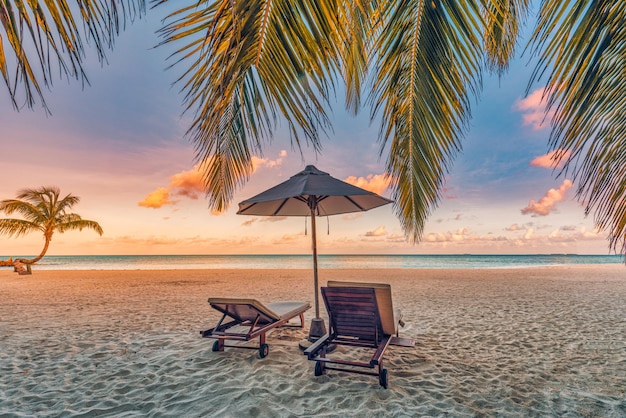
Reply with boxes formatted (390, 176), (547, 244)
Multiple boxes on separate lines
(2, 0), (147, 110)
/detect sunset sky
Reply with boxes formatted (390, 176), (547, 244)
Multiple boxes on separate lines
(0, 6), (612, 256)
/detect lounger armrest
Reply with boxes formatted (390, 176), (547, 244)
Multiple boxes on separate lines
(304, 334), (332, 360)
(370, 335), (392, 366)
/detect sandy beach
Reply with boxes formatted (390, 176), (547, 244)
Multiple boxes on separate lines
(1, 265), (625, 417)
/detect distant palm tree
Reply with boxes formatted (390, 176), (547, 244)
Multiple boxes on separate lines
(0, 187), (103, 264)
(1, 1), (624, 256)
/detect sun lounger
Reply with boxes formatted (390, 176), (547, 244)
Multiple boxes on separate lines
(304, 281), (414, 388)
(201, 298), (311, 358)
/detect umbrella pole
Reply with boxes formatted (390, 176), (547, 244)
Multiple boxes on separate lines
(308, 206), (327, 341)
(311, 209), (319, 319)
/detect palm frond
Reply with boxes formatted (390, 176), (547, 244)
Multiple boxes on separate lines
(0, 199), (45, 224)
(155, 0), (340, 212)
(1, 0), (146, 110)
(483, 0), (532, 76)
(0, 218), (40, 237)
(57, 214), (104, 235)
(371, 0), (486, 242)
(338, 0), (376, 114)
(14, 186), (79, 221)
(529, 1), (626, 255)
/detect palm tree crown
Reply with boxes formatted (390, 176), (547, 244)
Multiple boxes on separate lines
(1, 1), (624, 257)
(0, 187), (103, 264)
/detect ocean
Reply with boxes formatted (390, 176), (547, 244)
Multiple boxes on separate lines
(1, 254), (622, 270)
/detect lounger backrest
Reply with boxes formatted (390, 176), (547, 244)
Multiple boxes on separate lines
(326, 281), (397, 336)
(321, 286), (381, 342)
(208, 298), (280, 324)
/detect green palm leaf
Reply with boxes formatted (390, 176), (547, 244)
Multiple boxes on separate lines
(156, 0), (341, 213)
(529, 0), (626, 254)
(0, 0), (145, 110)
(371, 0), (485, 242)
(0, 218), (40, 237)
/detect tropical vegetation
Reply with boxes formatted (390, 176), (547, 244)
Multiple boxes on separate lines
(1, 1), (624, 256)
(0, 187), (103, 265)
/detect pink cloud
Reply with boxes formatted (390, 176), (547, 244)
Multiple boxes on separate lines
(513, 88), (553, 130)
(241, 218), (258, 226)
(505, 223), (524, 232)
(423, 228), (472, 243)
(342, 213), (363, 221)
(344, 173), (389, 195)
(521, 180), (573, 217)
(441, 185), (457, 199)
(251, 150), (287, 171)
(530, 150), (572, 169)
(386, 233), (405, 243)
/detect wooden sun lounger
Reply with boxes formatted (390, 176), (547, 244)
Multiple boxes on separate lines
(201, 298), (311, 358)
(304, 281), (414, 388)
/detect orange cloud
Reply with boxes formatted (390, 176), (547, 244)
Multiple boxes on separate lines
(140, 150), (288, 209)
(521, 180), (573, 216)
(365, 226), (388, 237)
(170, 167), (204, 199)
(139, 167), (204, 209)
(138, 187), (172, 208)
(513, 88), (553, 130)
(260, 216), (288, 222)
(274, 233), (303, 244)
(344, 173), (389, 195)
(530, 150), (572, 169)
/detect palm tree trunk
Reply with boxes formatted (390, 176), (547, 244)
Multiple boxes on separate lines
(21, 234), (51, 264)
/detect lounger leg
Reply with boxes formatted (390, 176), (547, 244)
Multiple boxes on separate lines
(212, 338), (225, 352)
(299, 313), (305, 328)
(378, 360), (388, 389)
(258, 333), (269, 358)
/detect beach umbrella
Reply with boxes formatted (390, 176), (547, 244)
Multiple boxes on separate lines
(237, 165), (393, 338)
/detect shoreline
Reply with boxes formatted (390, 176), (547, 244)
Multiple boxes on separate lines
(1, 253), (622, 272)
(2, 265), (625, 416)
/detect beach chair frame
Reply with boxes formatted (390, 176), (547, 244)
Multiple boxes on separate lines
(201, 299), (309, 358)
(305, 284), (413, 388)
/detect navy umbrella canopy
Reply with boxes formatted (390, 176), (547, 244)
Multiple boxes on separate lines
(238, 165), (393, 336)
(238, 165), (393, 217)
